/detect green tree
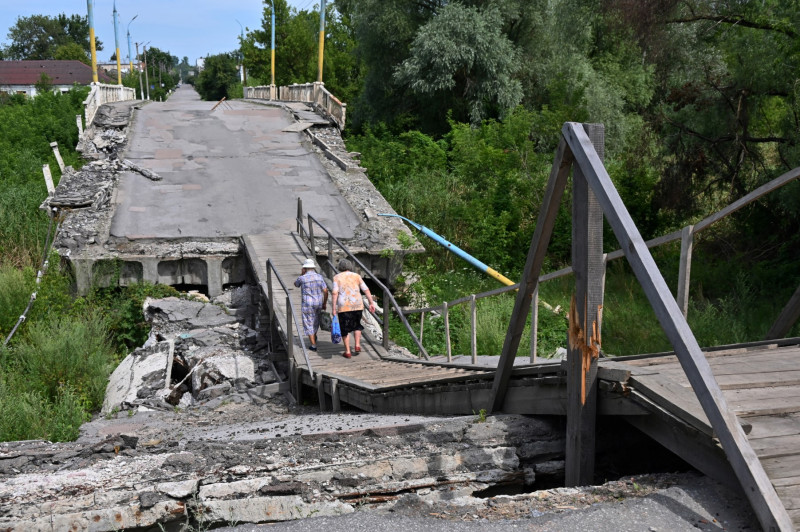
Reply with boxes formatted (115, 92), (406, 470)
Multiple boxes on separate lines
(2, 13), (102, 60)
(393, 3), (522, 124)
(53, 41), (90, 64)
(195, 53), (239, 101)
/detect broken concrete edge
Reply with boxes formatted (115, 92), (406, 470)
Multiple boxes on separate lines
(101, 294), (278, 416)
(0, 415), (565, 530)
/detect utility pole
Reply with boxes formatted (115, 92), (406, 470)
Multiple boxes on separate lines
(135, 42), (144, 99)
(143, 45), (150, 100)
(127, 15), (138, 75)
(317, 0), (326, 82)
(235, 19), (247, 86)
(113, 0), (122, 85)
(87, 0), (98, 83)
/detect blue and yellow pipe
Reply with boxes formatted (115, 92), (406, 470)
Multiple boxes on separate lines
(378, 213), (515, 286)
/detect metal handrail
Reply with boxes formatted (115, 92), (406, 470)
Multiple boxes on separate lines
(295, 200), (429, 359)
(262, 258), (315, 379)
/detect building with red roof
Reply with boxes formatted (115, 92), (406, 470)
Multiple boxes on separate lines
(0, 60), (115, 97)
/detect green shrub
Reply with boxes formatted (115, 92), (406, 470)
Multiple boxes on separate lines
(0, 264), (33, 337)
(11, 313), (115, 411)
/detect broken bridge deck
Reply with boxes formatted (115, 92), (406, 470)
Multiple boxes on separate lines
(243, 231), (800, 526)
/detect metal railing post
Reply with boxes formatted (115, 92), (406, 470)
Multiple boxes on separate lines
(470, 294), (477, 364)
(382, 289), (390, 349)
(530, 286), (539, 363)
(286, 295), (294, 359)
(418, 312), (425, 357)
(267, 264), (274, 331)
(308, 214), (315, 257)
(296, 198), (303, 233)
(443, 301), (452, 362)
(328, 236), (334, 278)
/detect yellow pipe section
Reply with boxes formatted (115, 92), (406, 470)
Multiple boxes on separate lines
(486, 267), (515, 287)
(317, 29), (324, 82)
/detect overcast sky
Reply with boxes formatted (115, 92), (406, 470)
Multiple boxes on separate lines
(0, 0), (315, 65)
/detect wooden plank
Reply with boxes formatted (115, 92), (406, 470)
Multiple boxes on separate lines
(746, 414), (800, 440)
(658, 369), (800, 390)
(761, 453), (800, 480)
(749, 434), (800, 460)
(561, 121), (791, 532)
(489, 136), (572, 412)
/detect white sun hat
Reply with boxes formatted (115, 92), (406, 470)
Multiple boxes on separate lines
(302, 259), (316, 269)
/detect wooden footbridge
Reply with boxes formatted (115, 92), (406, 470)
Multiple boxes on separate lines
(244, 123), (800, 530)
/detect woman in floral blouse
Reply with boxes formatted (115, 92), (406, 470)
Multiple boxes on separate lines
(294, 259), (328, 351)
(332, 259), (375, 358)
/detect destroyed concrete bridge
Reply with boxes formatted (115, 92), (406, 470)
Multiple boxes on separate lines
(28, 84), (800, 531)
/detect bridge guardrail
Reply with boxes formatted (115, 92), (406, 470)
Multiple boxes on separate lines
(260, 259), (315, 380)
(83, 82), (136, 128)
(246, 82), (346, 130)
(295, 198), (429, 359)
(400, 164), (800, 364)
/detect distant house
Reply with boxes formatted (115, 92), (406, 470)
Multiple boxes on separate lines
(0, 60), (115, 97)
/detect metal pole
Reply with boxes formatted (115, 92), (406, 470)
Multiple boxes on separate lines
(127, 15), (137, 76)
(270, 6), (276, 87)
(470, 294), (477, 364)
(135, 42), (144, 99)
(143, 45), (150, 100)
(113, 1), (122, 85)
(317, 0), (326, 82)
(87, 0), (98, 83)
(235, 19), (246, 85)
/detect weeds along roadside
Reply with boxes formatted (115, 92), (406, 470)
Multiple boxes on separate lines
(0, 89), (182, 443)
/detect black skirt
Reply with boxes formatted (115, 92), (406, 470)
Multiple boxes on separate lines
(338, 310), (364, 337)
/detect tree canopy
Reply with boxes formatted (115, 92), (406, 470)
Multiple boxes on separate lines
(2, 13), (102, 60)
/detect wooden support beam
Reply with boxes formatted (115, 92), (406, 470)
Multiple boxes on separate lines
(565, 123), (604, 487)
(561, 121), (793, 532)
(331, 378), (341, 412)
(316, 373), (327, 411)
(765, 283), (800, 340)
(677, 225), (694, 318)
(488, 137), (573, 413)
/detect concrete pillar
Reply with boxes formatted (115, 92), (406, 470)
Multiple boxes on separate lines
(206, 257), (224, 297)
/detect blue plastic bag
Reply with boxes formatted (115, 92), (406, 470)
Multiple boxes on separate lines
(331, 315), (342, 344)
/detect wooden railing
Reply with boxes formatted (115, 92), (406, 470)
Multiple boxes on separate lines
(399, 164), (800, 364)
(295, 199), (428, 358)
(487, 122), (793, 531)
(245, 82), (346, 129)
(260, 259), (315, 379)
(83, 82), (136, 128)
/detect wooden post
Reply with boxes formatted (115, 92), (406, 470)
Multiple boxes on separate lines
(443, 301), (452, 362)
(42, 164), (55, 196)
(308, 214), (315, 257)
(76, 114), (84, 136)
(677, 225), (694, 318)
(382, 290), (390, 349)
(530, 286), (539, 363)
(330, 378), (341, 412)
(418, 312), (425, 357)
(296, 198), (303, 233)
(49, 142), (65, 173)
(316, 373), (327, 411)
(470, 294), (477, 364)
(565, 123), (604, 487)
(765, 283), (800, 340)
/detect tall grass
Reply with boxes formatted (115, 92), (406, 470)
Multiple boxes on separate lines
(0, 264), (33, 338)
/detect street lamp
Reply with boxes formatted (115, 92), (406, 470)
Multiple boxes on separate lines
(127, 14), (138, 74)
(235, 19), (247, 85)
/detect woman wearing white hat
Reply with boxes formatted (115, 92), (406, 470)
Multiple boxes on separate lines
(294, 258), (328, 351)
